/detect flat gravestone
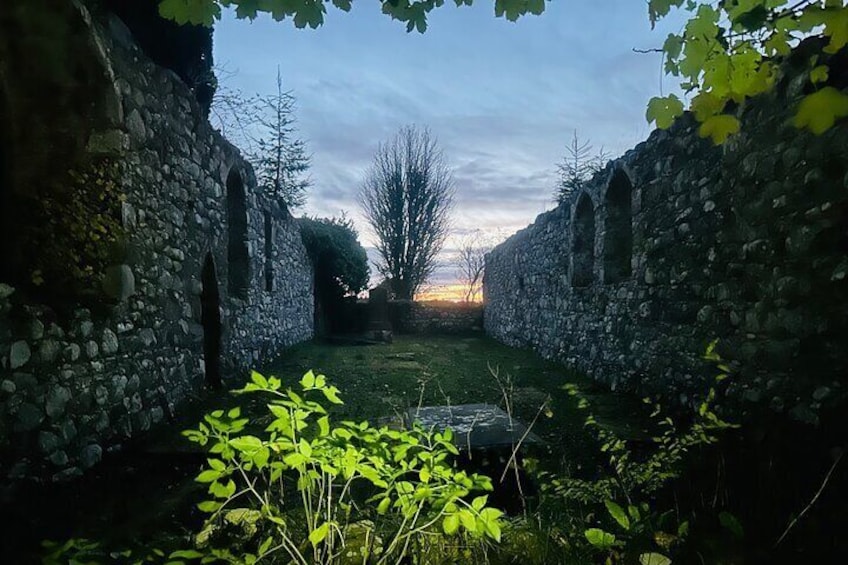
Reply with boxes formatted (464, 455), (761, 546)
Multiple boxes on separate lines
(405, 404), (542, 451)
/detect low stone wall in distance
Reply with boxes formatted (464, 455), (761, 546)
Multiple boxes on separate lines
(390, 301), (484, 335)
(327, 300), (484, 336)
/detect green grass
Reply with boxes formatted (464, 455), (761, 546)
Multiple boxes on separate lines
(259, 334), (649, 472)
(13, 334), (650, 563)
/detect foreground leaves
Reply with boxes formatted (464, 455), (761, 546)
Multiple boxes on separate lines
(650, 0), (848, 142)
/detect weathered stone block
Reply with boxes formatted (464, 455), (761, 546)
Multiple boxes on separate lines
(10, 341), (31, 369)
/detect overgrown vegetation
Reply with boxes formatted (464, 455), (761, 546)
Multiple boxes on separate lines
(298, 215), (370, 304)
(647, 0), (848, 142)
(40, 339), (770, 564)
(531, 342), (742, 564)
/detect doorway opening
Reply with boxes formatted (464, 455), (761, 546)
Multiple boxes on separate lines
(201, 253), (222, 388)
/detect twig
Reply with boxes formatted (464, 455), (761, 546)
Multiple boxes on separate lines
(774, 451), (844, 548)
(498, 398), (549, 486)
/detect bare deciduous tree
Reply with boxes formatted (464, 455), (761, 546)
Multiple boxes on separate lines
(360, 125), (454, 300)
(455, 230), (494, 303)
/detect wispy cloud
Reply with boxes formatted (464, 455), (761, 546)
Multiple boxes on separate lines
(214, 1), (687, 294)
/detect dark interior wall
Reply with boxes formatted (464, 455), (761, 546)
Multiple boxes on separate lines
(0, 79), (11, 283)
(0, 0), (124, 298)
(226, 169), (250, 299)
(571, 194), (595, 288)
(603, 171), (633, 283)
(102, 0), (214, 115)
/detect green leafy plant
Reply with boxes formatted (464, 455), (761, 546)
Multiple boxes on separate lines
(538, 341), (739, 563)
(647, 0), (848, 142)
(298, 215), (370, 302)
(42, 370), (505, 564)
(180, 369), (504, 563)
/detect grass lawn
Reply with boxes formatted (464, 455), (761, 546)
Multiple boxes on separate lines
(8, 334), (650, 562)
(260, 334), (648, 473)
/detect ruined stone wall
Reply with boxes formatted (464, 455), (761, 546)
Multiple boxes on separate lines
(390, 301), (484, 335)
(0, 1), (313, 481)
(484, 57), (848, 418)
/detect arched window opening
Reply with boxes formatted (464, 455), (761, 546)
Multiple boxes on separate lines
(226, 169), (249, 299)
(200, 253), (222, 388)
(604, 171), (633, 283)
(263, 211), (274, 292)
(0, 89), (12, 283)
(572, 193), (596, 287)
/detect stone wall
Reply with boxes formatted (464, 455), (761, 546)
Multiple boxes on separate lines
(0, 1), (313, 482)
(484, 51), (848, 418)
(390, 301), (484, 335)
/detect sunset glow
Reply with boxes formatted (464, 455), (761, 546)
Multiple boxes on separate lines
(415, 284), (480, 303)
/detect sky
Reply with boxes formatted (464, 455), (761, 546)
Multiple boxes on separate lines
(212, 1), (687, 299)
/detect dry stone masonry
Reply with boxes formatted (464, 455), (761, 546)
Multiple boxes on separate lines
(0, 1), (313, 482)
(485, 51), (848, 419)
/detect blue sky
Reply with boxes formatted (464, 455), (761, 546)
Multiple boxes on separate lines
(213, 1), (686, 292)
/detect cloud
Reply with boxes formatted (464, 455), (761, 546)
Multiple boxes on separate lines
(214, 1), (689, 292)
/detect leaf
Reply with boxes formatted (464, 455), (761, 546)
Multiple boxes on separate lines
(646, 95), (684, 129)
(317, 416), (330, 437)
(640, 553), (672, 565)
(210, 479), (237, 499)
(197, 500), (222, 513)
(698, 114), (740, 144)
(649, 0), (685, 28)
(585, 528), (617, 549)
(258, 535), (274, 556)
(299, 439), (313, 457)
(230, 436), (263, 452)
(663, 33), (684, 61)
(794, 87), (848, 134)
(443, 513), (460, 535)
(690, 91), (725, 122)
(811, 64), (830, 85)
(159, 0), (221, 27)
(678, 520), (690, 537)
(251, 371), (269, 388)
(719, 511), (744, 539)
(300, 370), (316, 389)
(479, 507), (504, 541)
(195, 469), (221, 483)
(283, 452), (306, 467)
(308, 522), (330, 547)
(168, 549), (203, 559)
(821, 6), (848, 53)
(377, 497), (391, 515)
(322, 385), (344, 405)
(605, 500), (630, 530)
(458, 509), (477, 533)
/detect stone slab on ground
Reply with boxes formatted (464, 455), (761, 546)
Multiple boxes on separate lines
(405, 404), (542, 450)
